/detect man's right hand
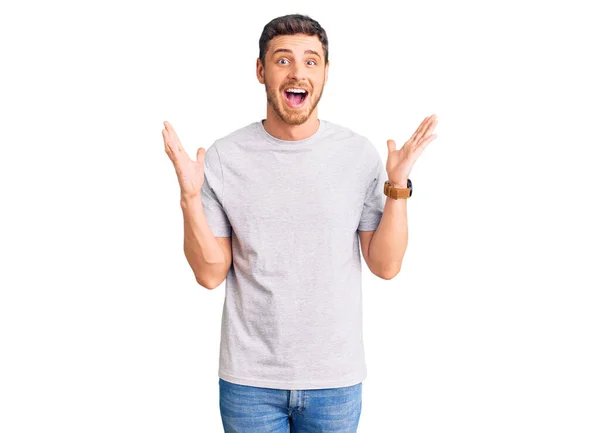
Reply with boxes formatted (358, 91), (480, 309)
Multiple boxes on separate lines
(162, 120), (206, 200)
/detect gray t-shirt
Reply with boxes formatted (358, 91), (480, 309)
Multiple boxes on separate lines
(200, 118), (386, 390)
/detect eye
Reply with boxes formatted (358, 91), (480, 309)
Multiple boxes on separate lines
(307, 60), (317, 66)
(277, 58), (289, 65)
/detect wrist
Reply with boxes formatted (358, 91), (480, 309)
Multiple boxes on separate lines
(388, 178), (408, 188)
(180, 193), (201, 207)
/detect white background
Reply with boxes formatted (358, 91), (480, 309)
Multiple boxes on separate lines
(1, 0), (599, 431)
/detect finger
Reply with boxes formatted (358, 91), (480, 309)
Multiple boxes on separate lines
(196, 147), (205, 162)
(407, 115), (432, 145)
(422, 116), (438, 138)
(162, 128), (171, 151)
(162, 128), (178, 156)
(163, 131), (185, 173)
(162, 123), (174, 150)
(164, 121), (183, 151)
(386, 139), (396, 153)
(412, 115), (437, 145)
(416, 133), (437, 151)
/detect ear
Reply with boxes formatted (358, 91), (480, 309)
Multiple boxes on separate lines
(324, 61), (329, 85)
(256, 58), (265, 84)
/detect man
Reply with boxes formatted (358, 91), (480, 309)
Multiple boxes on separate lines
(163, 13), (438, 433)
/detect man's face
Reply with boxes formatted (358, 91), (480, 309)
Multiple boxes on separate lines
(257, 34), (329, 125)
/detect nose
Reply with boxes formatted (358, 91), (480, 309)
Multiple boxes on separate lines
(287, 62), (308, 82)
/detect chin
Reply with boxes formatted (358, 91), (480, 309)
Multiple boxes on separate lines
(283, 104), (314, 125)
(283, 115), (310, 125)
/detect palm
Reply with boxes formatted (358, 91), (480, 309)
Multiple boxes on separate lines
(386, 114), (438, 183)
(386, 145), (412, 177)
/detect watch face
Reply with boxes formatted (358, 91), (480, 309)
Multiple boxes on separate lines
(407, 178), (412, 196)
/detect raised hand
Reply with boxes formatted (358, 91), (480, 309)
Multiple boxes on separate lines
(386, 114), (438, 187)
(162, 120), (206, 200)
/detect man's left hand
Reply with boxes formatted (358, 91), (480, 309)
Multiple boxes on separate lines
(386, 114), (439, 187)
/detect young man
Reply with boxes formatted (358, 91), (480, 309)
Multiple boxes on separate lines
(163, 13), (437, 433)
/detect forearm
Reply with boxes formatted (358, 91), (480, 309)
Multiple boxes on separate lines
(368, 195), (408, 279)
(180, 195), (227, 285)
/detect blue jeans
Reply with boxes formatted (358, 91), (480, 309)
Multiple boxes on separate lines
(219, 378), (363, 433)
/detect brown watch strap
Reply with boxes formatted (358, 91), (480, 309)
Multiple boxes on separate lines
(383, 179), (412, 199)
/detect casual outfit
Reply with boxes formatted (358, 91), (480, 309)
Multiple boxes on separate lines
(200, 118), (386, 430)
(219, 378), (362, 433)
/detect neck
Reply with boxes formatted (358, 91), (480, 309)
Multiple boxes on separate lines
(262, 107), (320, 141)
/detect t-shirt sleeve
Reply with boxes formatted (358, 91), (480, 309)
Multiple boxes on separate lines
(200, 143), (232, 237)
(357, 144), (387, 232)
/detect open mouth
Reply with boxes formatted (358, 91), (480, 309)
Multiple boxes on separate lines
(283, 88), (308, 108)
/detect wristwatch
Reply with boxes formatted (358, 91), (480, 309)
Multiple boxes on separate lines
(383, 179), (412, 199)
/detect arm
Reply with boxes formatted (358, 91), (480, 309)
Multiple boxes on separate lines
(364, 113), (438, 279)
(361, 191), (408, 280)
(181, 195), (232, 290)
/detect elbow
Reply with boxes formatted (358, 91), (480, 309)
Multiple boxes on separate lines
(190, 259), (229, 290)
(378, 271), (397, 280)
(378, 264), (402, 280)
(195, 275), (213, 290)
(195, 274), (222, 290)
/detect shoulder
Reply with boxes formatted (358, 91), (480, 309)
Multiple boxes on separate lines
(214, 121), (258, 144)
(322, 119), (380, 163)
(204, 121), (259, 159)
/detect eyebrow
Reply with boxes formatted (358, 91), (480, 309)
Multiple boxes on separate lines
(272, 48), (322, 59)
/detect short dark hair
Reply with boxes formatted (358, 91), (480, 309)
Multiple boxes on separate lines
(258, 14), (329, 67)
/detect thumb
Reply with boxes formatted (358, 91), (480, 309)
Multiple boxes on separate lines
(386, 139), (396, 153)
(196, 147), (206, 162)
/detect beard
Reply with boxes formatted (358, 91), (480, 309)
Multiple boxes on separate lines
(264, 76), (324, 126)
